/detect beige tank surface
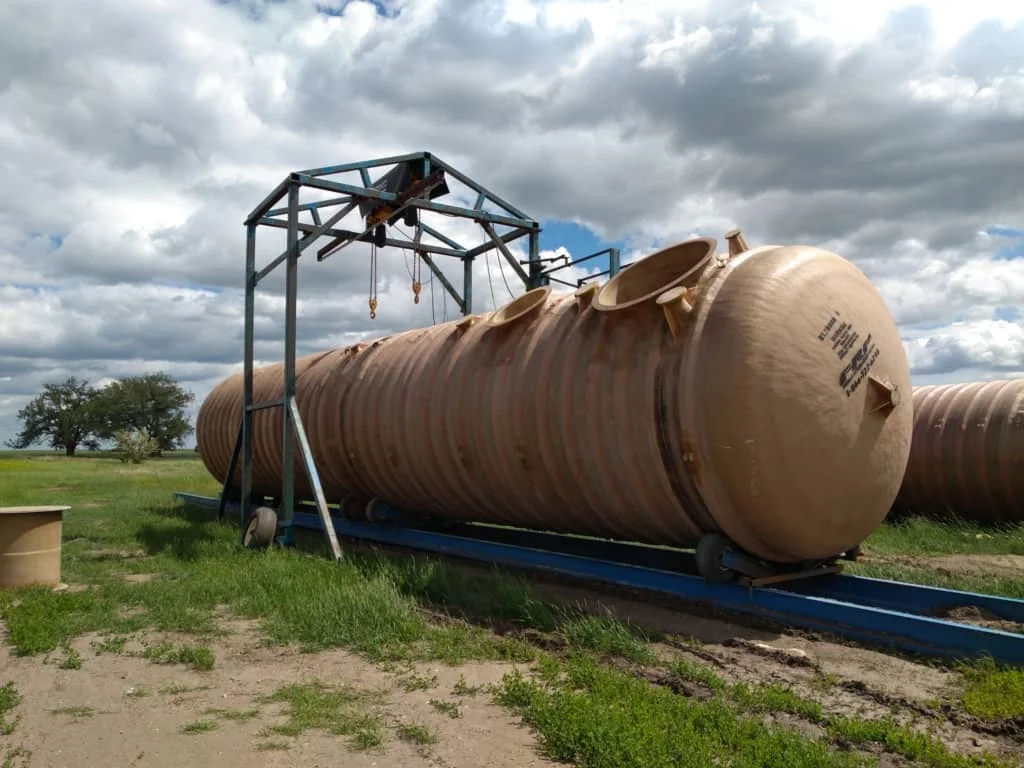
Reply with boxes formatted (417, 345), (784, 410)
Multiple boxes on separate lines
(0, 506), (68, 588)
(895, 379), (1024, 524)
(196, 233), (913, 565)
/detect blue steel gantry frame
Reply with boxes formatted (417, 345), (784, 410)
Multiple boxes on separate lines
(216, 152), (547, 560)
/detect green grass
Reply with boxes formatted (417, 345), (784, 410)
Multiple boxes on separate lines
(181, 720), (218, 734)
(49, 705), (96, 719)
(959, 658), (1024, 720)
(159, 683), (207, 695)
(428, 698), (461, 718)
(254, 740), (290, 751)
(558, 612), (658, 665)
(452, 674), (483, 696)
(0, 746), (30, 768)
(139, 642), (215, 671)
(851, 516), (1024, 599)
(863, 517), (1024, 556)
(496, 655), (861, 768)
(3, 452), (1023, 767)
(0, 683), (20, 735)
(846, 561), (1024, 600)
(396, 722), (438, 745)
(202, 706), (261, 722)
(499, 655), (1013, 768)
(259, 681), (385, 750)
(398, 672), (438, 692)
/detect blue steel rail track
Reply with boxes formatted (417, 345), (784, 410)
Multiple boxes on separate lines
(174, 492), (1024, 665)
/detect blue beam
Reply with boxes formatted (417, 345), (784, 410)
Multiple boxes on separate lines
(465, 227), (530, 259)
(286, 511), (1024, 664)
(266, 195), (351, 217)
(297, 152), (427, 178)
(427, 154), (533, 221)
(171, 492), (1024, 664)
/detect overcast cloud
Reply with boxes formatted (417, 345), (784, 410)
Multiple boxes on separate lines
(1, 0), (1023, 447)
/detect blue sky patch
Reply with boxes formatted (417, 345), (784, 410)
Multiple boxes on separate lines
(993, 305), (1021, 322)
(986, 225), (1024, 260)
(538, 219), (626, 283)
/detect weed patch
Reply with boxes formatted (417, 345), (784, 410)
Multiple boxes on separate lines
(0, 682), (20, 735)
(181, 720), (218, 734)
(959, 659), (1024, 720)
(397, 722), (438, 745)
(496, 655), (858, 768)
(259, 681), (384, 751)
(500, 655), (1014, 768)
(49, 706), (96, 719)
(428, 699), (461, 718)
(202, 707), (261, 722)
(139, 642), (215, 671)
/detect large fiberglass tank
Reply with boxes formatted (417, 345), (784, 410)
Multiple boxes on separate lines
(895, 379), (1024, 524)
(196, 232), (914, 567)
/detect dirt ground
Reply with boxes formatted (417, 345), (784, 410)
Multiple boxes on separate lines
(0, 618), (555, 768)
(2, 556), (1022, 767)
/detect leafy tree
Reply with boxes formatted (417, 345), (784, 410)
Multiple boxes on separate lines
(92, 372), (195, 454)
(6, 377), (102, 456)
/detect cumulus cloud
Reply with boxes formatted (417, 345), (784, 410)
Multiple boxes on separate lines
(1, 0), (1023, 446)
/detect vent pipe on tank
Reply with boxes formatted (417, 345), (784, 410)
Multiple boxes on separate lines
(725, 228), (750, 256)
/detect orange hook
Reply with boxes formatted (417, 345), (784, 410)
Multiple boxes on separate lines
(369, 297), (378, 320)
(412, 280), (422, 304)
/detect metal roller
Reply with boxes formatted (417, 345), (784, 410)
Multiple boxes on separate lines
(196, 233), (913, 565)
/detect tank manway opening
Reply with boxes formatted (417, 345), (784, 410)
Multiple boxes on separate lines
(593, 236), (716, 312)
(487, 286), (552, 328)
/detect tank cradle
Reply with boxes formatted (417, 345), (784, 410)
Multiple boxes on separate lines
(176, 490), (1024, 666)
(239, 494), (856, 588)
(695, 532), (855, 588)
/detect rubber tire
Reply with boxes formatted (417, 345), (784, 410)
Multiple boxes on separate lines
(243, 506), (278, 549)
(340, 496), (367, 521)
(696, 533), (737, 583)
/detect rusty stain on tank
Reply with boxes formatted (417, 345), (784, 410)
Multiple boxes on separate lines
(894, 379), (1024, 524)
(196, 233), (914, 564)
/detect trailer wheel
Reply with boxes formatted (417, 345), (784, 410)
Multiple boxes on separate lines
(243, 506), (278, 549)
(696, 533), (737, 583)
(841, 544), (862, 561)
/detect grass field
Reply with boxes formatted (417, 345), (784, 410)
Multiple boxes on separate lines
(1, 450), (1023, 767)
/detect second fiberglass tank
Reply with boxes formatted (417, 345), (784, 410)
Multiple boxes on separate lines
(195, 232), (914, 565)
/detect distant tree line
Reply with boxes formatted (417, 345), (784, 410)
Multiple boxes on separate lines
(6, 373), (195, 457)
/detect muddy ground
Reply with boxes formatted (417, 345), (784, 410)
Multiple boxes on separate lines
(1, 552), (1022, 768)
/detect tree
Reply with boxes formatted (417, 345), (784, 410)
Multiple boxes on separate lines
(6, 377), (103, 456)
(92, 373), (195, 454)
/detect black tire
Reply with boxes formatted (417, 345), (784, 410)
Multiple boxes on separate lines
(696, 533), (737, 583)
(339, 496), (367, 521)
(243, 506), (278, 549)
(841, 544), (862, 562)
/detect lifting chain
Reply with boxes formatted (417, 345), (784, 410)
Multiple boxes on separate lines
(412, 250), (423, 304)
(368, 243), (379, 319)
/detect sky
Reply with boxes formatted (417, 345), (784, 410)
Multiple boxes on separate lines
(1, 0), (1023, 449)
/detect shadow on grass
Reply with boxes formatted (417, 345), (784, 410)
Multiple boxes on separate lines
(135, 501), (231, 562)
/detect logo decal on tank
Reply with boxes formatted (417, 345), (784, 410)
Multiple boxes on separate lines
(816, 310), (880, 397)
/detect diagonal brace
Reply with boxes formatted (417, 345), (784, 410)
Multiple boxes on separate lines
(288, 397), (343, 562)
(481, 222), (530, 285)
(420, 253), (465, 313)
